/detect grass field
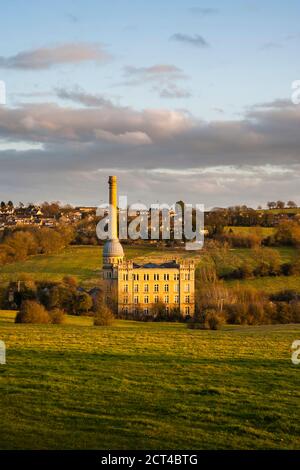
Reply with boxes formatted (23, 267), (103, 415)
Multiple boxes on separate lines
(224, 226), (275, 237)
(0, 311), (299, 450)
(0, 245), (201, 287)
(0, 244), (298, 293)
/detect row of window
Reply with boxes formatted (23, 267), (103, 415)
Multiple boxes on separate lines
(122, 295), (191, 305)
(122, 306), (191, 315)
(125, 273), (191, 281)
(123, 283), (190, 293)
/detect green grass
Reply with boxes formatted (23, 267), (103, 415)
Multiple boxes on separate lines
(0, 244), (298, 293)
(0, 311), (299, 450)
(225, 275), (300, 294)
(0, 245), (201, 287)
(224, 226), (275, 237)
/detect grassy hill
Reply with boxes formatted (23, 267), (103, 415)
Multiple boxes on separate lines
(0, 244), (298, 293)
(0, 245), (202, 287)
(0, 311), (299, 450)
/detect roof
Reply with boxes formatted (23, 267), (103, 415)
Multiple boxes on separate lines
(133, 261), (180, 269)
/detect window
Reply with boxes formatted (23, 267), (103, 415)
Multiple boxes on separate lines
(144, 296), (149, 304)
(144, 274), (149, 281)
(144, 284), (149, 293)
(154, 274), (160, 281)
(123, 273), (128, 281)
(164, 284), (169, 292)
(185, 306), (190, 316)
(164, 295), (169, 304)
(173, 273), (179, 280)
(174, 295), (179, 304)
(154, 295), (159, 303)
(134, 296), (139, 304)
(133, 274), (139, 281)
(185, 273), (190, 281)
(185, 296), (190, 304)
(164, 274), (169, 281)
(134, 284), (139, 293)
(174, 284), (179, 293)
(124, 284), (128, 293)
(124, 296), (128, 304)
(166, 306), (170, 314)
(185, 284), (190, 293)
(143, 308), (149, 315)
(154, 284), (159, 292)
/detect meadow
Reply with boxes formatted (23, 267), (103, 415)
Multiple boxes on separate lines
(0, 311), (299, 450)
(0, 244), (298, 293)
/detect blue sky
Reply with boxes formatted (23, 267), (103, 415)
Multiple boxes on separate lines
(0, 0), (300, 207)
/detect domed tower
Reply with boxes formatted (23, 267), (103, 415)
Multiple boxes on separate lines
(103, 176), (124, 266)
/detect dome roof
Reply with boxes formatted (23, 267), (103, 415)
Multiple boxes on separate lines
(103, 239), (124, 258)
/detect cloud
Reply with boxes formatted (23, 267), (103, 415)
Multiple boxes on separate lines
(0, 43), (111, 70)
(188, 7), (218, 16)
(119, 64), (190, 99)
(122, 64), (187, 83)
(259, 42), (283, 51)
(0, 95), (300, 206)
(157, 84), (191, 99)
(55, 86), (114, 107)
(65, 13), (79, 23)
(170, 33), (210, 48)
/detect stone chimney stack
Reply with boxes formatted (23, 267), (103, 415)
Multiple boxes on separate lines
(109, 175), (118, 240)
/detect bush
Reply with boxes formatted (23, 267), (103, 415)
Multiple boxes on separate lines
(225, 303), (248, 325)
(204, 309), (224, 330)
(190, 309), (224, 330)
(94, 303), (114, 326)
(49, 308), (65, 324)
(15, 300), (50, 324)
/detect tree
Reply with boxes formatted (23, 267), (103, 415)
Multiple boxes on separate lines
(274, 220), (300, 246)
(267, 202), (276, 210)
(5, 231), (38, 261)
(94, 301), (114, 326)
(36, 228), (65, 254)
(15, 300), (50, 324)
(276, 200), (285, 209)
(74, 292), (93, 315)
(287, 201), (297, 208)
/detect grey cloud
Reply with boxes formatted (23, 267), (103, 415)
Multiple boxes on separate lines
(0, 43), (111, 70)
(55, 86), (114, 108)
(170, 33), (210, 48)
(123, 64), (187, 83)
(259, 42), (283, 51)
(188, 7), (218, 16)
(158, 84), (191, 99)
(0, 97), (300, 206)
(120, 64), (190, 99)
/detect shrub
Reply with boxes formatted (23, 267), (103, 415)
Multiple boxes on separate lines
(225, 303), (248, 325)
(49, 308), (65, 324)
(204, 309), (225, 330)
(74, 292), (93, 315)
(15, 300), (50, 324)
(94, 303), (114, 326)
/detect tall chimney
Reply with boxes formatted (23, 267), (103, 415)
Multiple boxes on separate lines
(109, 175), (118, 240)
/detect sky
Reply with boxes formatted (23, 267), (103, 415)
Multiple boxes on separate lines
(0, 0), (300, 209)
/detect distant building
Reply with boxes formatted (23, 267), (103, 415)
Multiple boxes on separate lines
(102, 176), (195, 317)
